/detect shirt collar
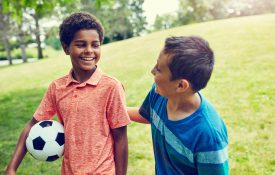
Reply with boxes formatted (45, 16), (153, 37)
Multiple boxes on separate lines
(65, 67), (103, 87)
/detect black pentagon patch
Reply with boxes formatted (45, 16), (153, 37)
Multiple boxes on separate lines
(33, 136), (45, 150)
(39, 120), (53, 128)
(46, 155), (59, 162)
(55, 133), (65, 146)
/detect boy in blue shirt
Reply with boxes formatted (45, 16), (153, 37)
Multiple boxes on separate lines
(128, 36), (229, 175)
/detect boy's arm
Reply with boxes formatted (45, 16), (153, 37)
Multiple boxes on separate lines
(197, 161), (229, 175)
(196, 142), (229, 175)
(127, 107), (150, 124)
(4, 118), (38, 175)
(112, 126), (128, 175)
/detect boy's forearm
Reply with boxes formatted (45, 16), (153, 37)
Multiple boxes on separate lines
(127, 107), (150, 124)
(114, 141), (128, 175)
(112, 126), (128, 175)
(5, 118), (37, 173)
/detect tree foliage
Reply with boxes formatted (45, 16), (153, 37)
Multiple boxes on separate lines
(0, 0), (274, 66)
(153, 14), (178, 31)
(78, 0), (146, 42)
(153, 0), (275, 31)
(129, 0), (147, 36)
(0, 0), (147, 64)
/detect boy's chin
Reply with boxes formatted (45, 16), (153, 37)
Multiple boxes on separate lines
(155, 87), (166, 97)
(154, 87), (160, 94)
(80, 65), (97, 71)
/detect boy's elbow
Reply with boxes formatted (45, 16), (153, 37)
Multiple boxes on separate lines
(112, 126), (128, 141)
(127, 107), (150, 124)
(134, 117), (150, 124)
(130, 113), (150, 124)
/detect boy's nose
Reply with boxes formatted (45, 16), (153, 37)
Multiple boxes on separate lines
(84, 46), (93, 53)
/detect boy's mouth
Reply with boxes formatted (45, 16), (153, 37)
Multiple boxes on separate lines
(80, 57), (95, 61)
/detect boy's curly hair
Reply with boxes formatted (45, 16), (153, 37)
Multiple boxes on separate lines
(59, 12), (104, 46)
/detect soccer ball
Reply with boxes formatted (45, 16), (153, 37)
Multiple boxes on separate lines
(26, 120), (65, 162)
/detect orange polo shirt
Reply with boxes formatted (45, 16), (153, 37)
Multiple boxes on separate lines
(33, 67), (131, 175)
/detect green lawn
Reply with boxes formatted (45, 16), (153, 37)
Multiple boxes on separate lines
(1, 14), (275, 175)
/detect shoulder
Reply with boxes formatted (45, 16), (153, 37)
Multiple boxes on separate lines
(98, 73), (126, 95)
(193, 95), (228, 151)
(194, 115), (228, 153)
(194, 114), (228, 165)
(100, 73), (122, 86)
(200, 95), (227, 132)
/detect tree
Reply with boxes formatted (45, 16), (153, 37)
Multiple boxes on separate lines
(224, 0), (275, 18)
(71, 0), (146, 43)
(2, 0), (29, 62)
(177, 0), (275, 23)
(79, 0), (134, 42)
(2, 0), (76, 61)
(177, 0), (214, 25)
(129, 0), (147, 36)
(153, 14), (178, 31)
(30, 0), (75, 59)
(17, 23), (27, 63)
(0, 2), (12, 65)
(208, 0), (229, 19)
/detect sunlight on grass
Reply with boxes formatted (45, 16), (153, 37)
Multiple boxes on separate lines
(0, 14), (275, 175)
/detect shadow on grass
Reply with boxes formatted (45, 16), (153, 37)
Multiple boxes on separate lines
(0, 58), (41, 70)
(0, 88), (62, 174)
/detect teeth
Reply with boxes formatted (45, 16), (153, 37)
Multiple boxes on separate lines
(80, 57), (94, 61)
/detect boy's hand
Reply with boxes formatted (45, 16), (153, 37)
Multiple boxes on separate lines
(4, 118), (38, 175)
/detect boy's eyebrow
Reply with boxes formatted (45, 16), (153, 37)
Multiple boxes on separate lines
(74, 40), (100, 43)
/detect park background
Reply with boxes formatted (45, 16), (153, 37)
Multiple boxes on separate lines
(0, 0), (274, 174)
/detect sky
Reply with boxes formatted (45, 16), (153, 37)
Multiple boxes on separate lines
(143, 0), (179, 25)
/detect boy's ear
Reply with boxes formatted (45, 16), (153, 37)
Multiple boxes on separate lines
(176, 79), (189, 93)
(61, 43), (70, 55)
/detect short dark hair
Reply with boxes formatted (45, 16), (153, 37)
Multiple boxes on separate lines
(164, 36), (214, 92)
(59, 12), (104, 46)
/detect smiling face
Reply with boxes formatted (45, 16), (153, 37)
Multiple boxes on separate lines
(63, 29), (101, 72)
(151, 49), (178, 98)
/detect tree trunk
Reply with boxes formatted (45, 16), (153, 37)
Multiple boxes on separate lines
(18, 25), (27, 63)
(3, 35), (12, 65)
(33, 14), (43, 59)
(0, 5), (12, 65)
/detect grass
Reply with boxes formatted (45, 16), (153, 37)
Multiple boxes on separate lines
(1, 14), (275, 174)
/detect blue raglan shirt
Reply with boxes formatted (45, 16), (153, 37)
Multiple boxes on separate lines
(139, 83), (229, 175)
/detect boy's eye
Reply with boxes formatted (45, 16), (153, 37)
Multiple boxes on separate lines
(93, 44), (100, 48)
(155, 64), (160, 72)
(75, 42), (100, 48)
(76, 44), (85, 48)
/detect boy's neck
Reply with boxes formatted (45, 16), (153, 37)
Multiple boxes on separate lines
(72, 66), (97, 83)
(166, 92), (201, 121)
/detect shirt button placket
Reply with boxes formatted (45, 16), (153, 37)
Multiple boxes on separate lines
(73, 86), (78, 98)
(71, 88), (78, 113)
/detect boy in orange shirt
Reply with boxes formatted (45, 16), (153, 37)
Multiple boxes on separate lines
(4, 12), (131, 175)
